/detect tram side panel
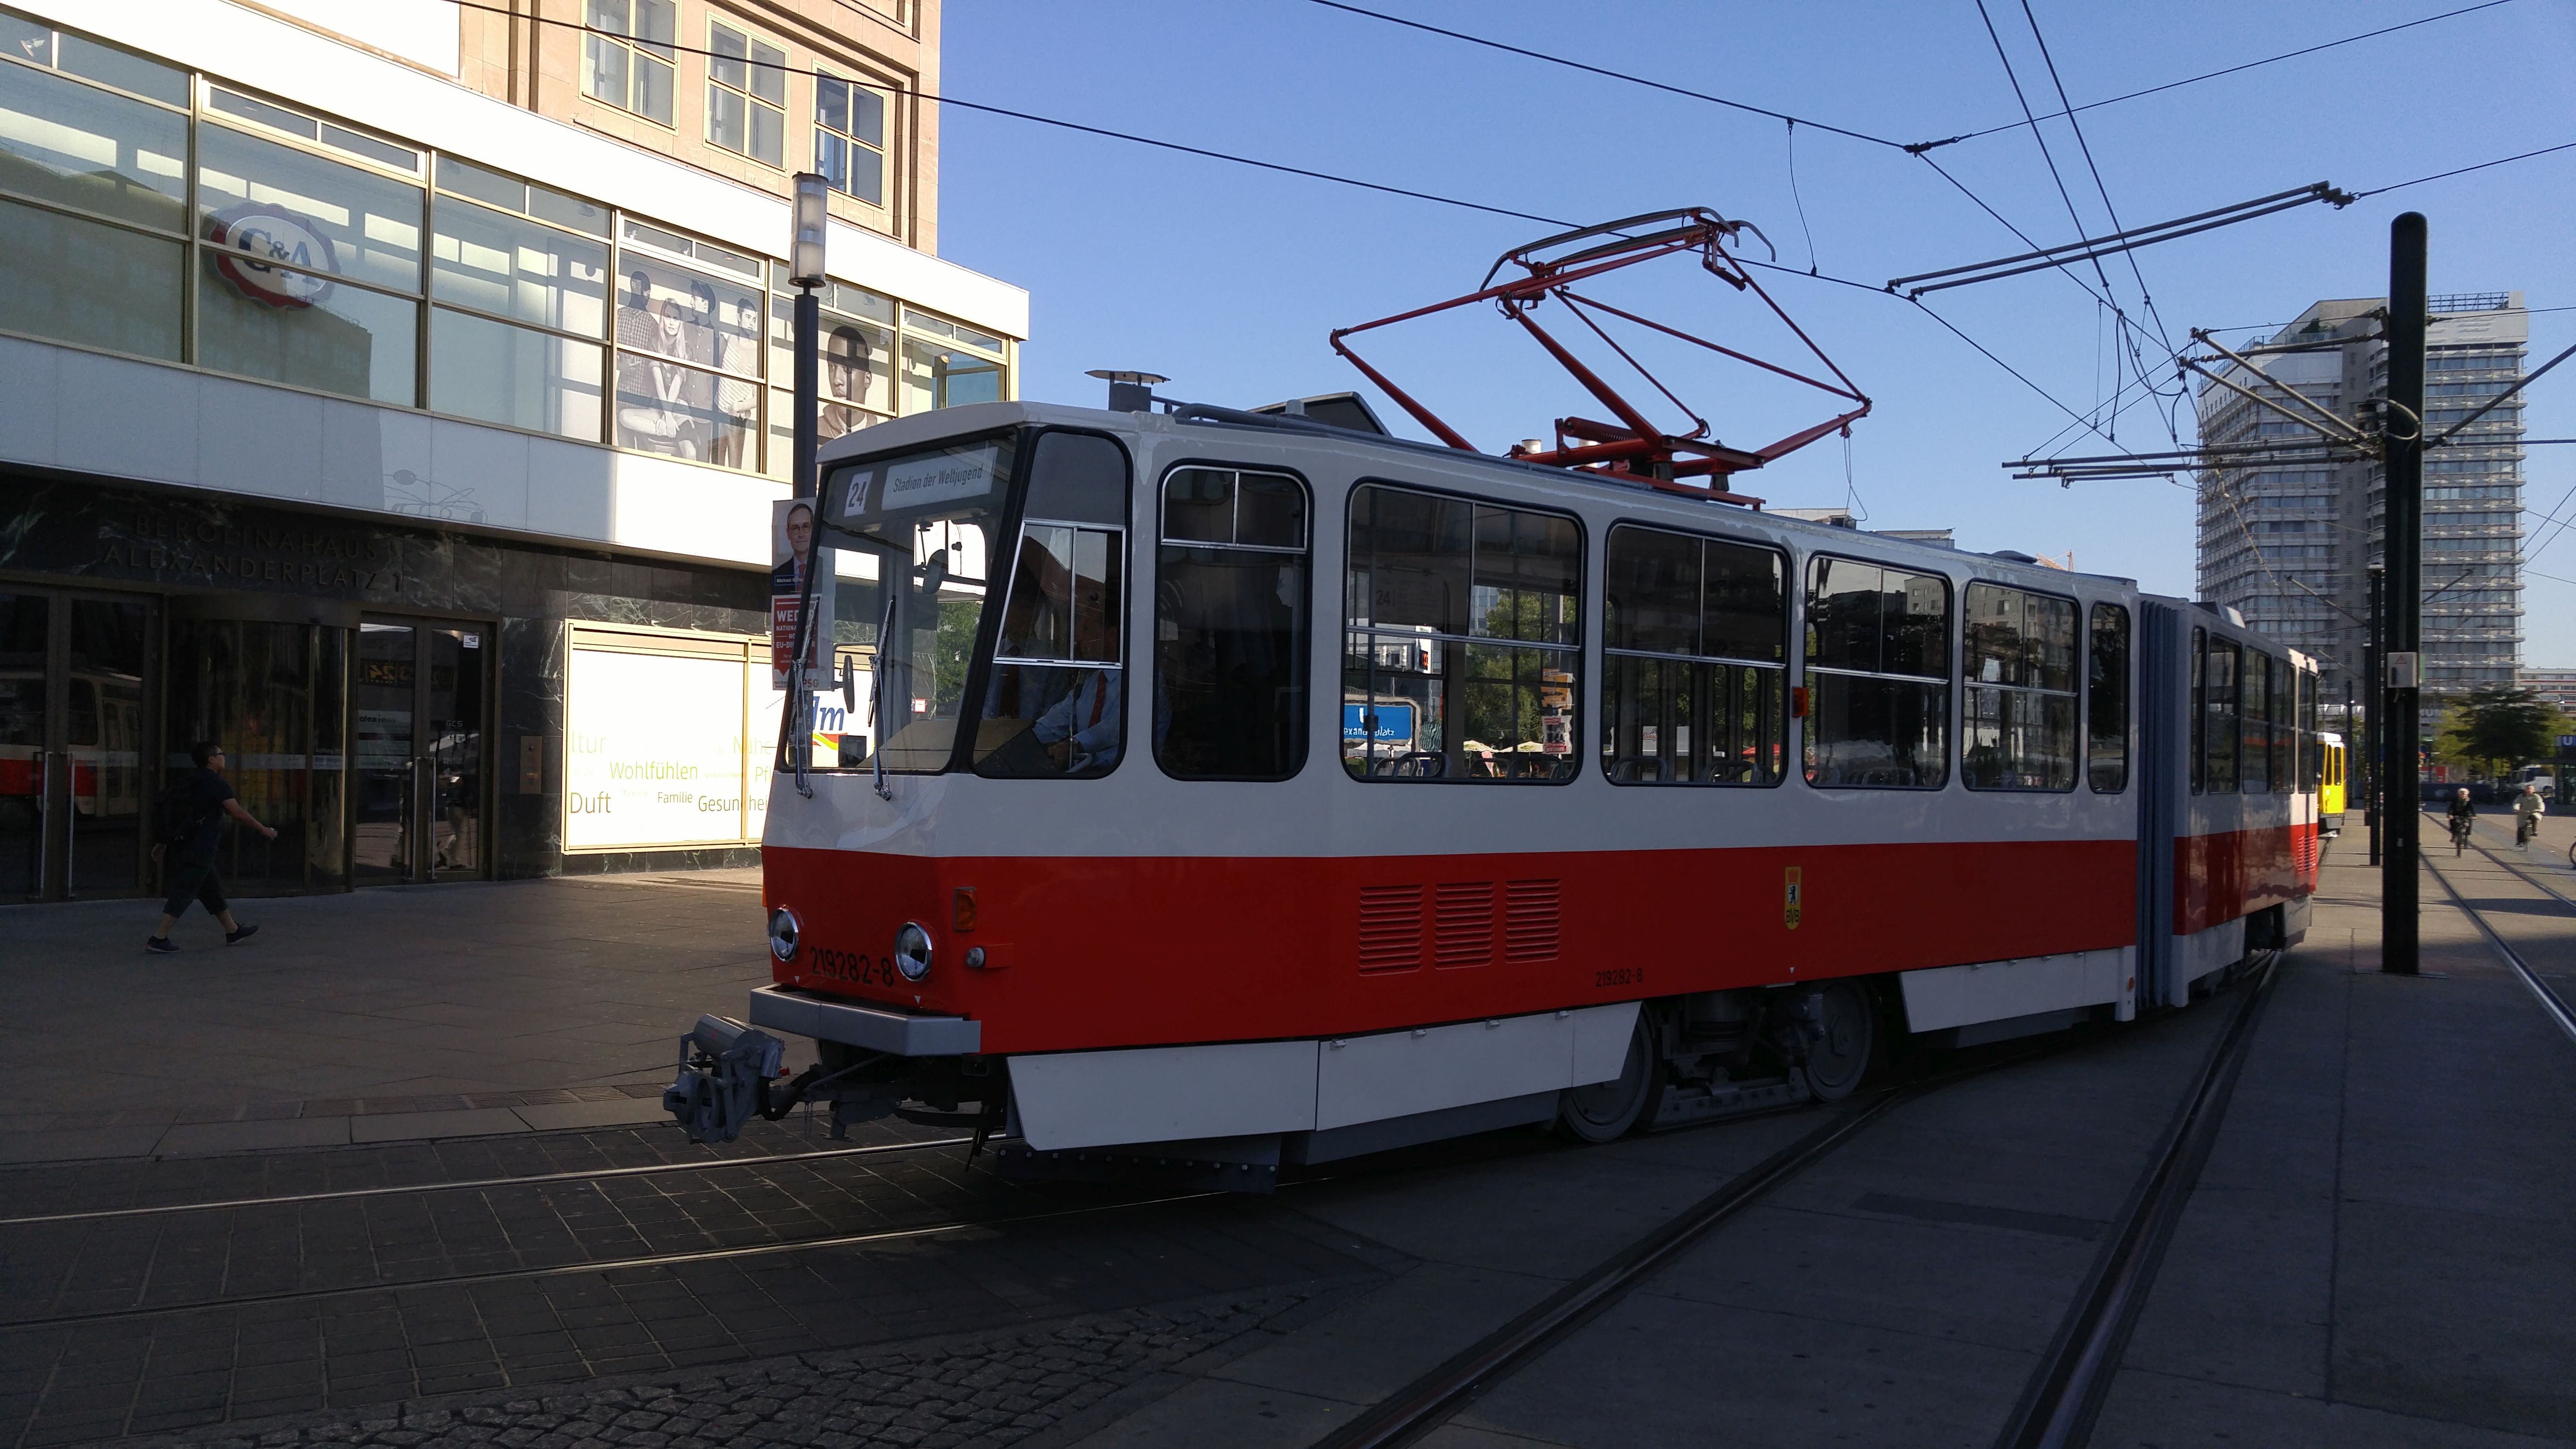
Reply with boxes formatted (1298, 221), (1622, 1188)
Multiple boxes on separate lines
(759, 830), (2140, 1059)
(2141, 600), (2303, 1007)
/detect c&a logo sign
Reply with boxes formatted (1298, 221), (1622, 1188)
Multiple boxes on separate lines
(207, 203), (339, 309)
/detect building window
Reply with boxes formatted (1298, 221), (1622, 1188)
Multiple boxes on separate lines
(612, 228), (764, 467)
(901, 308), (1006, 413)
(1803, 556), (1950, 789)
(583, 0), (675, 126)
(1599, 524), (1785, 786)
(1343, 484), (1582, 783)
(813, 69), (886, 206)
(427, 158), (611, 442)
(193, 118), (425, 406)
(1155, 467), (1311, 781)
(707, 21), (784, 168)
(764, 279), (895, 477)
(1962, 582), (2077, 792)
(0, 26), (190, 360)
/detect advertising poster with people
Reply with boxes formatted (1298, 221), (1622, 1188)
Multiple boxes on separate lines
(772, 497), (834, 691)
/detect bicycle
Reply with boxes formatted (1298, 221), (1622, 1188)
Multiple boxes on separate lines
(2449, 813), (2476, 857)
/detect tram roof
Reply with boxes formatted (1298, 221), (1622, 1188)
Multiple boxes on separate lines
(816, 399), (2145, 591)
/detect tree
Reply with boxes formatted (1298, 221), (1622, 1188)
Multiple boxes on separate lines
(2434, 684), (2571, 779)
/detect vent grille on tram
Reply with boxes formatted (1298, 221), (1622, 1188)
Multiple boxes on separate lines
(1358, 879), (1561, 971)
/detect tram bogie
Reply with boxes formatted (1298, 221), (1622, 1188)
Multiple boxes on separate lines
(665, 398), (2327, 1184)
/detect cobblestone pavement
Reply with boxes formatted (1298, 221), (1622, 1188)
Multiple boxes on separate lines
(0, 1151), (1389, 1447)
(105, 1290), (1333, 1449)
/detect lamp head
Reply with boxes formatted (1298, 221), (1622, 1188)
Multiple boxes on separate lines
(791, 173), (828, 286)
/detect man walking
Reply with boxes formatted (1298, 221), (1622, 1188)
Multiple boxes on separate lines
(147, 741), (276, 953)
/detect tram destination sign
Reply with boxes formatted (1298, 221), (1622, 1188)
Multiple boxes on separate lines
(834, 441), (1006, 529)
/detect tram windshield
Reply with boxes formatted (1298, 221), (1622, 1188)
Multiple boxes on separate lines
(821, 434), (1012, 772)
(818, 428), (1131, 777)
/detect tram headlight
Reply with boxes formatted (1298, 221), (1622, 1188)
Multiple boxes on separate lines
(768, 906), (800, 963)
(894, 921), (934, 981)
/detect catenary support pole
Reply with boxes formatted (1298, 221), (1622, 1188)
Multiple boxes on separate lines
(2381, 214), (2426, 975)
(2366, 567), (2383, 868)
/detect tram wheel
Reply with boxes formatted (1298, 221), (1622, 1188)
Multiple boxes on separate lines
(1556, 1009), (1663, 1143)
(1801, 980), (1877, 1102)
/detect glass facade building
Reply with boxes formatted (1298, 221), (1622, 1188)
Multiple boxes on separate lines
(0, 0), (1025, 903)
(2193, 294), (2526, 721)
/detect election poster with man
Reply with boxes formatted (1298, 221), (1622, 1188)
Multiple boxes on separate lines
(771, 497), (834, 691)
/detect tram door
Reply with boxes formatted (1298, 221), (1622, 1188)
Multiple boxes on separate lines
(0, 590), (154, 901)
(353, 618), (490, 884)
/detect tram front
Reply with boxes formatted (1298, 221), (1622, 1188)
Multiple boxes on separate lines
(666, 409), (1140, 1144)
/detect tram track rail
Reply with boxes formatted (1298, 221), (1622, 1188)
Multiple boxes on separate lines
(2422, 818), (2576, 1045)
(1311, 959), (2283, 1449)
(0, 1134), (977, 1228)
(0, 1189), (1216, 1331)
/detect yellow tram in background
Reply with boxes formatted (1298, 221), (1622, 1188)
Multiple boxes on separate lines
(2318, 731), (2346, 837)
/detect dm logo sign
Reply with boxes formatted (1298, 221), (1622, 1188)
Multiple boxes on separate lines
(207, 203), (338, 309)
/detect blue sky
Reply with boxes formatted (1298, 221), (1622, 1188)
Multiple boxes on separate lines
(934, 0), (2575, 665)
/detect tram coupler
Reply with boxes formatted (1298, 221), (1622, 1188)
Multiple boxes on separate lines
(663, 1014), (784, 1143)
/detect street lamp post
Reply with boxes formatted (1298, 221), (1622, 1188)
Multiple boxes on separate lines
(787, 176), (828, 796)
(789, 174), (828, 503)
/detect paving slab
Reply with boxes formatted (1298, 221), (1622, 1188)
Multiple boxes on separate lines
(2109, 848), (2576, 1445)
(0, 871), (788, 1161)
(510, 1098), (675, 1132)
(151, 1118), (353, 1156)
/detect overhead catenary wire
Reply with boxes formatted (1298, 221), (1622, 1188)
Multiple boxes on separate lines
(2349, 138), (2576, 199)
(1939, 0), (2526, 146)
(1303, 0), (1916, 151)
(1311, 0), (2523, 156)
(437, 0), (1573, 227)
(435, 0), (2560, 486)
(2015, 0), (2183, 378)
(1970, 0), (2149, 443)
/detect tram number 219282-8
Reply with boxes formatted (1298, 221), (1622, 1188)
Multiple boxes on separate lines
(809, 948), (905, 989)
(1595, 966), (1646, 989)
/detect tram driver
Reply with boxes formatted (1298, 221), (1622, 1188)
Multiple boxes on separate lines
(1031, 603), (1121, 771)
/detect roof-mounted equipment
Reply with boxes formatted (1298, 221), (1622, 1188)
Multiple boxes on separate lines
(1328, 207), (1871, 509)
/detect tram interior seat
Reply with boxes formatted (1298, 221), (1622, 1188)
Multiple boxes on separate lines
(1374, 751), (1447, 778)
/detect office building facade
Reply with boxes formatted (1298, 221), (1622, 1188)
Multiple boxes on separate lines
(0, 0), (1026, 902)
(2193, 293), (2526, 716)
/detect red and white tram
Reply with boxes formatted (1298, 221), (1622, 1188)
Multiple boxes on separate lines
(667, 398), (2321, 1184)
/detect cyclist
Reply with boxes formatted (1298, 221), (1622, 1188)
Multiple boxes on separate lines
(2447, 788), (2478, 857)
(2513, 782), (2546, 850)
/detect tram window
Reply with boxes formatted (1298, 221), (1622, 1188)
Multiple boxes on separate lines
(824, 433), (1012, 774)
(2203, 635), (2239, 793)
(2270, 655), (2294, 792)
(1803, 556), (1950, 789)
(2298, 666), (2322, 791)
(2087, 603), (2129, 793)
(1600, 524), (1785, 786)
(1154, 466), (1311, 781)
(2242, 653), (2271, 793)
(1961, 583), (2076, 791)
(974, 431), (1131, 778)
(2189, 628), (2205, 794)
(1343, 482), (1581, 783)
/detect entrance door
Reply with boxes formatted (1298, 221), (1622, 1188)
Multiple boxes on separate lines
(1, 589), (154, 901)
(354, 618), (490, 884)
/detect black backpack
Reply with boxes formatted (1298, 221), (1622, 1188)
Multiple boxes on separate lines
(153, 776), (204, 851)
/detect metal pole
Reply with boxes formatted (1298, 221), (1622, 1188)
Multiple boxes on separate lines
(2381, 213), (2427, 975)
(2365, 567), (2382, 867)
(793, 288), (820, 501)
